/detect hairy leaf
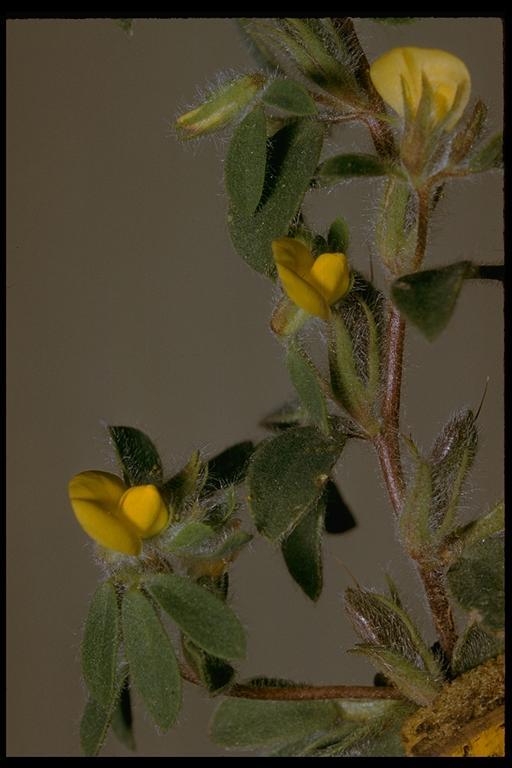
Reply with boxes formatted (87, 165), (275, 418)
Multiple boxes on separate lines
(111, 675), (136, 752)
(225, 107), (267, 216)
(327, 216), (350, 254)
(205, 441), (255, 491)
(108, 425), (163, 486)
(82, 582), (120, 708)
(262, 78), (317, 115)
(317, 153), (392, 185)
(451, 621), (504, 677)
(182, 634), (235, 694)
(281, 495), (324, 600)
(286, 341), (330, 435)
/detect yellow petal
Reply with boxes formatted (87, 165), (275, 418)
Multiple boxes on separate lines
(276, 263), (329, 320)
(309, 252), (350, 304)
(69, 472), (140, 555)
(370, 46), (470, 130)
(119, 484), (168, 538)
(272, 237), (315, 279)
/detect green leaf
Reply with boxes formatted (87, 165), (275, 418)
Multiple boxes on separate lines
(349, 646), (439, 706)
(121, 589), (181, 730)
(344, 588), (438, 677)
(82, 582), (120, 707)
(262, 78), (317, 115)
(327, 217), (350, 254)
(451, 621), (504, 677)
(162, 450), (204, 508)
(108, 425), (163, 486)
(182, 635), (235, 694)
(317, 153), (392, 185)
(469, 132), (503, 172)
(260, 400), (304, 432)
(205, 441), (255, 491)
(144, 573), (246, 660)
(111, 675), (136, 752)
(228, 119), (324, 276)
(165, 521), (215, 553)
(248, 425), (339, 541)
(391, 261), (474, 341)
(281, 495), (324, 601)
(400, 454), (432, 554)
(80, 669), (127, 757)
(447, 534), (504, 630)
(286, 341), (330, 435)
(375, 177), (415, 274)
(210, 698), (339, 749)
(225, 107), (267, 216)
(323, 480), (356, 534)
(456, 500), (504, 549)
(176, 73), (266, 140)
(429, 409), (478, 537)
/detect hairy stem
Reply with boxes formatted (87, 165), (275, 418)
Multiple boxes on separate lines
(180, 664), (402, 701)
(412, 188), (430, 271)
(417, 563), (458, 660)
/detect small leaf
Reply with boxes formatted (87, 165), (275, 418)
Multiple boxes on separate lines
(456, 500), (504, 549)
(323, 480), (356, 534)
(111, 675), (136, 752)
(327, 217), (350, 254)
(391, 261), (474, 341)
(225, 107), (267, 216)
(182, 634), (235, 694)
(82, 582), (120, 707)
(165, 521), (215, 553)
(248, 426), (339, 541)
(262, 78), (317, 115)
(260, 400), (303, 432)
(205, 441), (255, 491)
(400, 455), (432, 555)
(447, 534), (504, 630)
(317, 153), (392, 185)
(469, 133), (503, 172)
(108, 425), (163, 486)
(144, 573), (246, 660)
(210, 698), (339, 749)
(176, 73), (266, 140)
(80, 669), (127, 757)
(282, 495), (324, 600)
(375, 177), (415, 274)
(344, 587), (438, 677)
(121, 589), (181, 730)
(451, 621), (504, 677)
(228, 118), (324, 276)
(349, 646), (440, 706)
(286, 341), (330, 435)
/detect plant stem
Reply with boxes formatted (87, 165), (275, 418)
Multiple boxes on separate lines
(412, 188), (430, 271)
(180, 664), (402, 701)
(417, 563), (458, 660)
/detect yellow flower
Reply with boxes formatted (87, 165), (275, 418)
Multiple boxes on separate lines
(69, 470), (169, 556)
(272, 237), (350, 320)
(370, 47), (471, 130)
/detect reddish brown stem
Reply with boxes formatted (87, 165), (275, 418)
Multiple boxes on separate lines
(417, 563), (458, 660)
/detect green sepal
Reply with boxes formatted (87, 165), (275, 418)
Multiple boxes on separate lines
(286, 341), (330, 435)
(248, 425), (340, 541)
(228, 118), (324, 276)
(225, 107), (267, 216)
(400, 452), (432, 555)
(316, 153), (392, 185)
(144, 573), (246, 660)
(121, 589), (182, 731)
(108, 425), (163, 486)
(281, 495), (324, 601)
(391, 261), (475, 340)
(262, 78), (317, 115)
(349, 645), (440, 706)
(81, 581), (120, 708)
(210, 698), (340, 749)
(375, 177), (415, 275)
(468, 132), (503, 172)
(449, 100), (487, 165)
(162, 450), (204, 509)
(165, 521), (215, 554)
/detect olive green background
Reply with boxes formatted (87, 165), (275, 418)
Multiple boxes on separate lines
(6, 18), (503, 757)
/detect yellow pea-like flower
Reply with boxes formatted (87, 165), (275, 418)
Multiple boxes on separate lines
(272, 237), (351, 320)
(370, 47), (471, 131)
(69, 470), (169, 556)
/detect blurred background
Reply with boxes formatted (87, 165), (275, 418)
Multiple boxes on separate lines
(7, 17), (503, 756)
